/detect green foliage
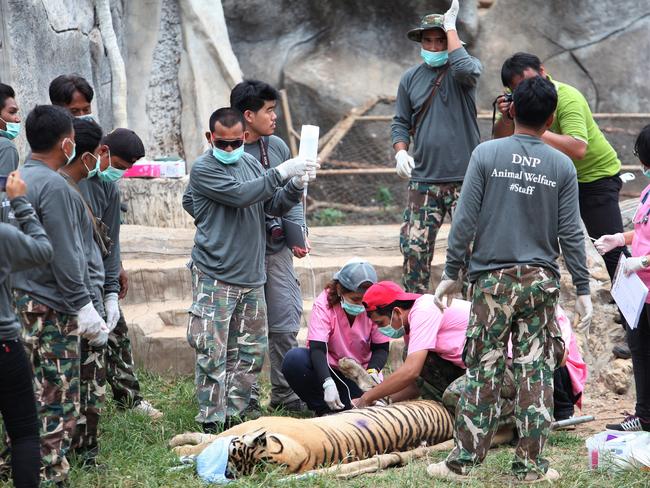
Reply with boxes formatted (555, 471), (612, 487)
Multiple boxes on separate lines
(314, 208), (345, 226)
(376, 186), (394, 208)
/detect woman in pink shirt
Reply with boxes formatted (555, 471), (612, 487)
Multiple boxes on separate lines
(595, 125), (650, 432)
(352, 281), (468, 408)
(281, 260), (390, 416)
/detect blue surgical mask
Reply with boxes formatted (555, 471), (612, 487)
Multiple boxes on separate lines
(341, 298), (365, 316)
(421, 48), (448, 67)
(98, 165), (126, 182)
(82, 152), (101, 178)
(378, 310), (405, 339)
(0, 118), (20, 140)
(212, 145), (244, 165)
(76, 114), (95, 122)
(644, 168), (650, 179)
(62, 138), (76, 164)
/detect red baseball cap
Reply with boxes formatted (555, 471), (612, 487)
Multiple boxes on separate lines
(362, 281), (421, 312)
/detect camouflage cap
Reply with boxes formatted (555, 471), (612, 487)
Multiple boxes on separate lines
(407, 14), (446, 42)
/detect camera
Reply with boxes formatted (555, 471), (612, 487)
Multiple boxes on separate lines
(502, 92), (513, 104)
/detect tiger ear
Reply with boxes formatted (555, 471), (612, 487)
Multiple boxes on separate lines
(242, 429), (267, 448)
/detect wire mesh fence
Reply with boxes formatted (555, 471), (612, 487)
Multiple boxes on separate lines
(299, 95), (650, 226)
(307, 97), (406, 226)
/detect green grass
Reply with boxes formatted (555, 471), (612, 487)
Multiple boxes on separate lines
(2, 372), (648, 487)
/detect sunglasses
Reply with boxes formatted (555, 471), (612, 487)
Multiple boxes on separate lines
(213, 138), (244, 150)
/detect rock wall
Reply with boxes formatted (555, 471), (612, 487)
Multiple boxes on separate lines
(474, 0), (650, 112)
(2, 1), (647, 165)
(222, 0), (650, 138)
(0, 0), (241, 164)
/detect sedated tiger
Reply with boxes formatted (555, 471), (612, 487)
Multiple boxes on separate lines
(170, 400), (454, 478)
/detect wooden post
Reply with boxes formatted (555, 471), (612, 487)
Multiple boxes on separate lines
(318, 97), (381, 163)
(279, 89), (298, 157)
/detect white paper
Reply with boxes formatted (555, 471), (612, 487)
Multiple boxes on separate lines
(611, 255), (649, 329)
(298, 125), (319, 161)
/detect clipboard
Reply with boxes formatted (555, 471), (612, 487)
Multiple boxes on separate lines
(611, 254), (649, 329)
(282, 218), (307, 249)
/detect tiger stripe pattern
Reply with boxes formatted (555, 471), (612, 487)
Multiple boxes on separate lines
(170, 400), (454, 478)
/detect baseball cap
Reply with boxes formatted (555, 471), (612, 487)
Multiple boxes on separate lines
(407, 13), (446, 42)
(363, 281), (421, 312)
(102, 128), (145, 164)
(333, 259), (378, 293)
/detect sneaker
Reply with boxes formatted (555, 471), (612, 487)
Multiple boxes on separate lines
(606, 414), (650, 432)
(133, 400), (163, 420)
(426, 461), (469, 481)
(612, 344), (632, 360)
(521, 467), (560, 483)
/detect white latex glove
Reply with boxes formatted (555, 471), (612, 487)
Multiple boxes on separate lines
(104, 293), (120, 332)
(593, 233), (625, 255)
(323, 377), (344, 411)
(623, 256), (649, 276)
(89, 323), (109, 348)
(276, 157), (310, 180)
(395, 150), (415, 179)
(77, 301), (108, 346)
(574, 294), (593, 332)
(433, 274), (460, 311)
(443, 0), (460, 31)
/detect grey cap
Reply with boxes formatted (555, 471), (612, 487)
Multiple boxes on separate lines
(333, 259), (378, 293)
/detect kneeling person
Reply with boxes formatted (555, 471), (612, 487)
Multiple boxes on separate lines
(282, 260), (389, 415)
(352, 281), (467, 408)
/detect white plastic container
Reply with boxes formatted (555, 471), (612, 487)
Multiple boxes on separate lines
(298, 125), (319, 162)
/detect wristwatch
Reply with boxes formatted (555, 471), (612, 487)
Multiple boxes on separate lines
(642, 256), (649, 268)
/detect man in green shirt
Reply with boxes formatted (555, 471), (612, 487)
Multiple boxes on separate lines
(493, 52), (627, 284)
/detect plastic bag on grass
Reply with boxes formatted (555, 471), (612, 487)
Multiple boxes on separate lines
(586, 430), (650, 471)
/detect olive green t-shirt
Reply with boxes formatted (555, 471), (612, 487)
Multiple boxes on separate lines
(548, 76), (621, 183)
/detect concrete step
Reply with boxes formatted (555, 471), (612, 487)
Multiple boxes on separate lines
(120, 223), (450, 306)
(125, 298), (405, 376)
(119, 223), (448, 375)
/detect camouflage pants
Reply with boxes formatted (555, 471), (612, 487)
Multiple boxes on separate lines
(400, 181), (462, 293)
(187, 266), (268, 424)
(15, 292), (80, 486)
(445, 266), (561, 478)
(72, 338), (106, 453)
(106, 308), (143, 407)
(442, 367), (516, 430)
(416, 351), (465, 403)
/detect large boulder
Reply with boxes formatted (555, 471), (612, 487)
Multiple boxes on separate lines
(474, 0), (650, 112)
(222, 0), (480, 135)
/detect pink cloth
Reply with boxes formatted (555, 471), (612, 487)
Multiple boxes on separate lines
(504, 305), (588, 407)
(404, 295), (468, 368)
(555, 306), (588, 408)
(631, 184), (650, 303)
(307, 289), (389, 368)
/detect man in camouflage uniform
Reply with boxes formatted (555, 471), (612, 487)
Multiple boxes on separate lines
(391, 2), (481, 293)
(10, 105), (109, 486)
(50, 76), (162, 420)
(430, 77), (592, 482)
(183, 108), (315, 431)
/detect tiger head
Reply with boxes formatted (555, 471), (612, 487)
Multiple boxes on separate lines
(226, 428), (309, 478)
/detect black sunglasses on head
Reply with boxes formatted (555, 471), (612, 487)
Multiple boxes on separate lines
(213, 138), (244, 150)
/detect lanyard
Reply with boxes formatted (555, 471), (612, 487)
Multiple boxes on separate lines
(634, 191), (650, 225)
(258, 137), (270, 169)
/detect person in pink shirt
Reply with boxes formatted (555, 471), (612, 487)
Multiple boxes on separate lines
(353, 280), (587, 421)
(595, 124), (650, 432)
(352, 281), (467, 408)
(281, 260), (390, 415)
